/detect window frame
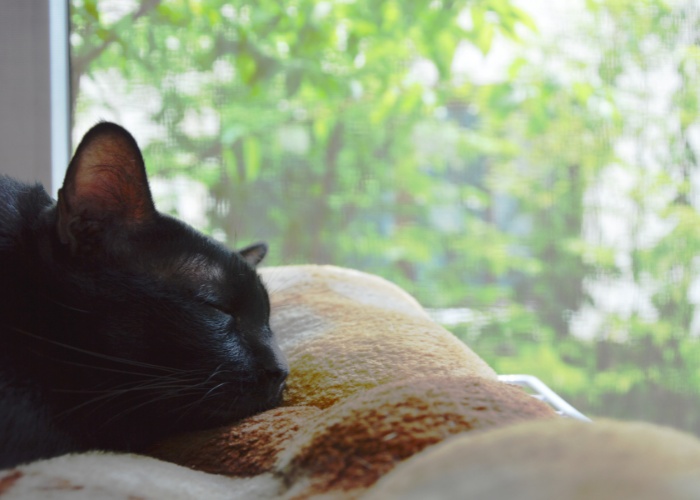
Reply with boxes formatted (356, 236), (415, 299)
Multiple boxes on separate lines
(0, 0), (70, 196)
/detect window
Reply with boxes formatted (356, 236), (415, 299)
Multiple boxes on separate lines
(0, 0), (69, 194)
(69, 0), (700, 434)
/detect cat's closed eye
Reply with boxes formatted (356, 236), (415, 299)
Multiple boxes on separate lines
(206, 302), (233, 317)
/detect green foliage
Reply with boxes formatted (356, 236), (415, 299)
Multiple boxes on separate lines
(71, 0), (700, 435)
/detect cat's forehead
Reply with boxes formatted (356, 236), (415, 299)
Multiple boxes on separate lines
(178, 253), (227, 281)
(171, 250), (252, 287)
(142, 214), (255, 291)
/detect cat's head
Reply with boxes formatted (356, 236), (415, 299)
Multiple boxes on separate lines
(43, 122), (288, 444)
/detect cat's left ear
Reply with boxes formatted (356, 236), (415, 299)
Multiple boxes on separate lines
(57, 122), (156, 251)
(239, 242), (268, 266)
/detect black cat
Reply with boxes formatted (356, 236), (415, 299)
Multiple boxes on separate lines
(0, 122), (288, 469)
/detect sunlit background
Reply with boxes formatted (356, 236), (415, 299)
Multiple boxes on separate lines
(70, 0), (700, 434)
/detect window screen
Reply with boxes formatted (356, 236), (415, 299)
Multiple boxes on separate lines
(70, 0), (700, 435)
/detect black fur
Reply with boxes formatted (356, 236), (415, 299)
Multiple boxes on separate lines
(0, 123), (288, 469)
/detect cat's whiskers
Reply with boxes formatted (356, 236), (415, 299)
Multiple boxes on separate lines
(53, 380), (197, 422)
(168, 367), (246, 425)
(201, 363), (226, 385)
(95, 367), (247, 430)
(53, 367), (228, 424)
(199, 381), (228, 402)
(97, 379), (225, 429)
(39, 293), (93, 314)
(15, 336), (206, 405)
(52, 375), (205, 395)
(26, 351), (186, 382)
(11, 325), (253, 429)
(173, 384), (239, 427)
(8, 325), (182, 374)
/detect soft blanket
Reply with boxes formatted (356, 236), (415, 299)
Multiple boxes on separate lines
(2, 265), (700, 499)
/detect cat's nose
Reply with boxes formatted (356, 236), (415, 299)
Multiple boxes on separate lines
(262, 363), (289, 388)
(257, 329), (289, 387)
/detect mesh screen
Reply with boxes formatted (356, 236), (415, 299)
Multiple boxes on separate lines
(70, 0), (700, 434)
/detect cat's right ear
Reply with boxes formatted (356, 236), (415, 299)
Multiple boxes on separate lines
(239, 242), (268, 266)
(57, 122), (156, 253)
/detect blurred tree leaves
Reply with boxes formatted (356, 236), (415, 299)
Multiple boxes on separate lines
(71, 0), (700, 434)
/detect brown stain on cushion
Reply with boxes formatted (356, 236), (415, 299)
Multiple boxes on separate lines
(278, 376), (557, 497)
(148, 406), (320, 477)
(0, 470), (22, 495)
(282, 316), (498, 409)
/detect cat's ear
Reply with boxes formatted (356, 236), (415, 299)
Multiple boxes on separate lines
(56, 122), (156, 250)
(239, 242), (268, 266)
